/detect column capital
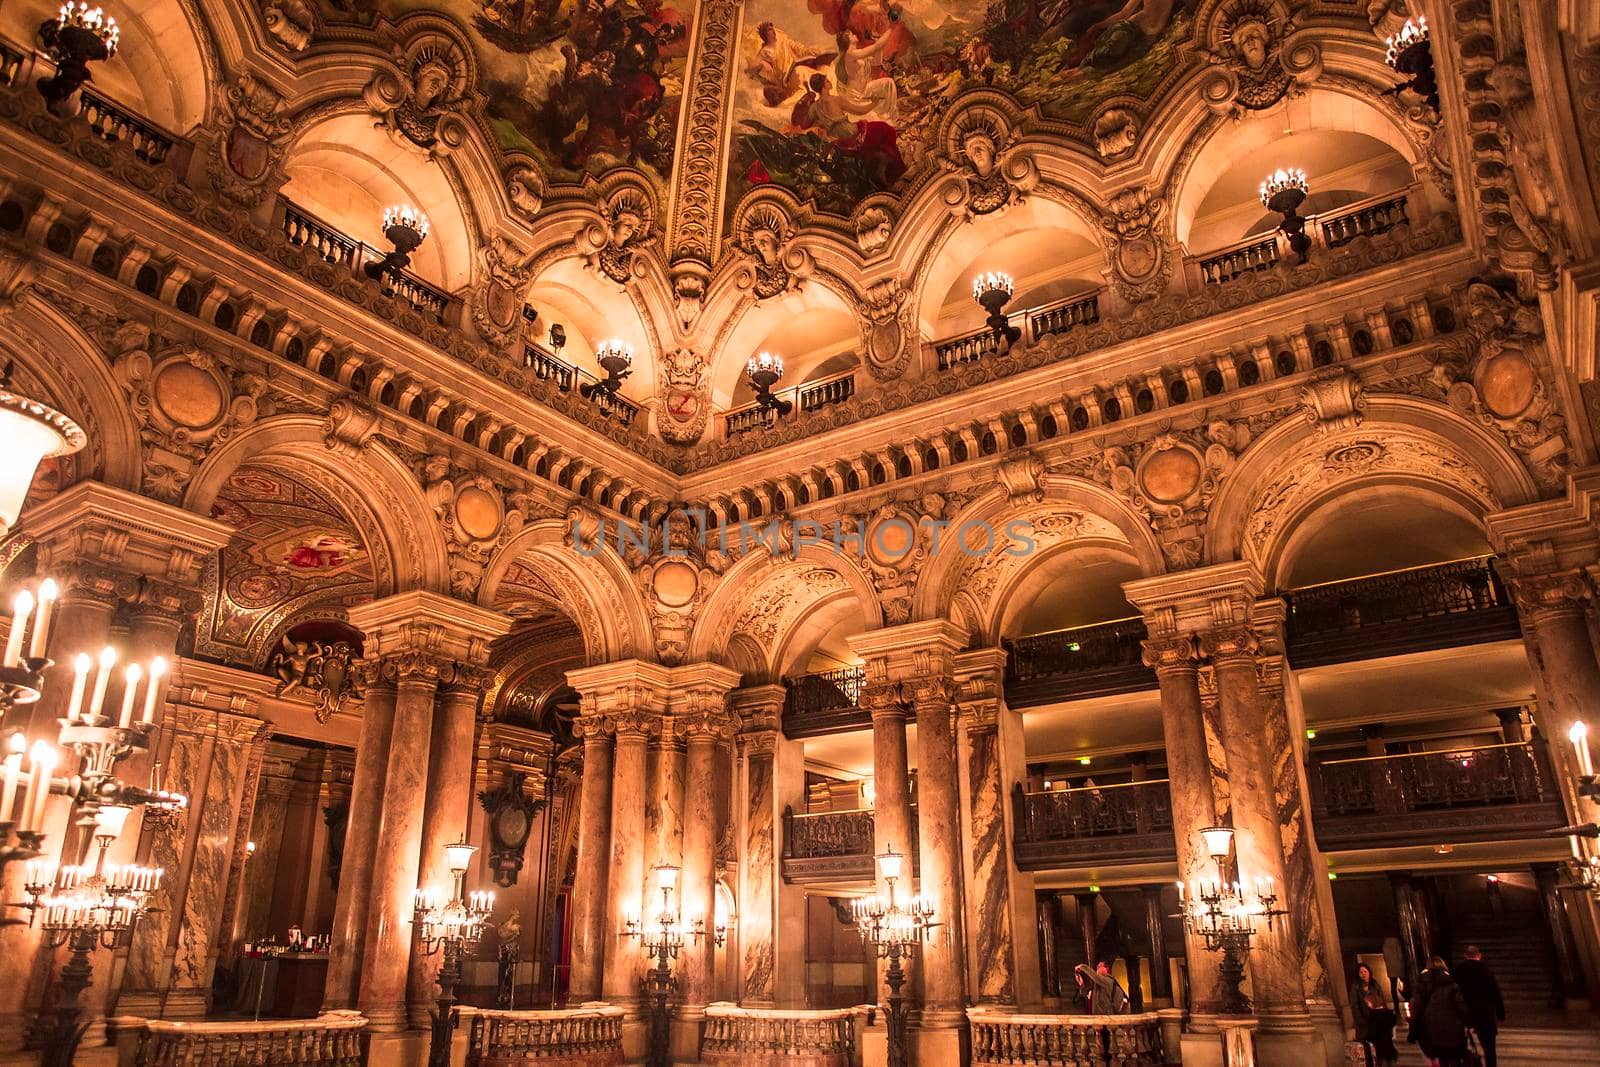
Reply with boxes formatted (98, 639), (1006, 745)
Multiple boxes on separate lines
(1198, 624), (1261, 665)
(952, 646), (1007, 729)
(567, 658), (672, 738)
(348, 591), (511, 676)
(859, 680), (909, 724)
(1486, 466), (1600, 564)
(729, 682), (785, 735)
(23, 480), (234, 591)
(666, 661), (742, 740)
(846, 618), (969, 681)
(1122, 561), (1264, 638)
(1505, 567), (1594, 619)
(1141, 633), (1199, 674)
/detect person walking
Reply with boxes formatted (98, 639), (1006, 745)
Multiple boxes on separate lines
(1351, 962), (1399, 1067)
(1408, 957), (1473, 1067)
(1455, 945), (1505, 1067)
(1074, 961), (1130, 1014)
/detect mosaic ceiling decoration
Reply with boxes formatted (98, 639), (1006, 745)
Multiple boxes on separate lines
(196, 463), (382, 669)
(724, 0), (1192, 220)
(319, 0), (693, 192)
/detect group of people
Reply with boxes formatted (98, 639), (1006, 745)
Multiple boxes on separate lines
(1351, 947), (1506, 1067)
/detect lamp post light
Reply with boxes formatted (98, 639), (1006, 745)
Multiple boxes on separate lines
(745, 352), (791, 416)
(0, 363), (87, 535)
(625, 863), (723, 1067)
(580, 339), (634, 401)
(1260, 169), (1312, 262)
(1385, 16), (1439, 113)
(1177, 826), (1286, 1016)
(21, 803), (162, 1067)
(852, 849), (935, 1067)
(972, 271), (1020, 346)
(413, 840), (495, 1067)
(364, 205), (430, 282)
(36, 3), (119, 114)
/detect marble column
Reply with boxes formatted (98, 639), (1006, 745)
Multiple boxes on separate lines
(323, 670), (398, 1010)
(356, 655), (442, 1032)
(732, 684), (806, 1007)
(861, 682), (917, 1001)
(1038, 893), (1062, 1003)
(646, 725), (686, 894)
(1388, 873), (1433, 987)
(572, 726), (614, 1004)
(1202, 624), (1310, 1031)
(1076, 892), (1098, 969)
(910, 674), (968, 1026)
(955, 647), (1041, 1010)
(567, 724), (615, 1002)
(1144, 884), (1173, 1005)
(1507, 570), (1600, 819)
(604, 717), (651, 1008)
(1141, 633), (1225, 1015)
(407, 670), (489, 1029)
(1533, 863), (1587, 1004)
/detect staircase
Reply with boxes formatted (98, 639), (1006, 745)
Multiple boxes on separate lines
(1448, 924), (1564, 1026)
(1394, 1028), (1600, 1066)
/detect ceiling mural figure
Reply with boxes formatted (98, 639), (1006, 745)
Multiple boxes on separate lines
(724, 0), (1192, 222)
(319, 0), (694, 192)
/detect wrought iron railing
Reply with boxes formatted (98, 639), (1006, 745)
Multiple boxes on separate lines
(968, 1009), (1164, 1066)
(78, 88), (175, 165)
(783, 665), (867, 736)
(1309, 739), (1567, 849)
(466, 1006), (625, 1066)
(1198, 235), (1280, 285)
(784, 806), (874, 859)
(1284, 556), (1519, 665)
(702, 1004), (855, 1064)
(1003, 618), (1155, 707)
(135, 1015), (367, 1067)
(1322, 193), (1410, 248)
(1014, 779), (1173, 842)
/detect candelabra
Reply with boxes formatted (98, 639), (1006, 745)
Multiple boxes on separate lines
(36, 3), (120, 114)
(1385, 16), (1438, 113)
(972, 271), (1020, 345)
(364, 205), (430, 281)
(745, 352), (791, 416)
(1260, 169), (1312, 261)
(1558, 722), (1600, 901)
(852, 849), (936, 1067)
(625, 864), (723, 1067)
(1, 581), (66, 902)
(20, 803), (162, 1067)
(1177, 826), (1285, 1015)
(413, 841), (495, 1067)
(580, 339), (634, 401)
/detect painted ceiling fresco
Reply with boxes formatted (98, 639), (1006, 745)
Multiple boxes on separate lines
(725, 0), (1192, 221)
(197, 464), (380, 669)
(319, 0), (693, 192)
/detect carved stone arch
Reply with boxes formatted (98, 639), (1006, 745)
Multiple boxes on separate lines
(183, 414), (449, 594)
(912, 481), (1165, 636)
(686, 546), (883, 679)
(0, 298), (142, 493)
(1206, 397), (1542, 586)
(700, 267), (865, 408)
(479, 519), (652, 666)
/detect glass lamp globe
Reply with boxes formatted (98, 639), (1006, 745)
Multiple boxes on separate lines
(0, 379), (86, 532)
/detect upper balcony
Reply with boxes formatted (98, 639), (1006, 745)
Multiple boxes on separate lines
(781, 805), (916, 884)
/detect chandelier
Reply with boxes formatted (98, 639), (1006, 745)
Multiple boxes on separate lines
(365, 205), (430, 281)
(745, 352), (791, 416)
(36, 3), (119, 113)
(1384, 16), (1438, 113)
(972, 271), (1020, 345)
(1260, 168), (1312, 261)
(0, 365), (86, 534)
(579, 339), (634, 401)
(853, 849), (934, 1067)
(1177, 826), (1286, 1015)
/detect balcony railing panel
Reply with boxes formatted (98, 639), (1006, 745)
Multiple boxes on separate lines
(1309, 739), (1567, 849)
(1198, 235), (1280, 285)
(282, 199), (451, 323)
(935, 327), (1003, 370)
(1321, 193), (1410, 249)
(1012, 780), (1176, 869)
(466, 1006), (625, 1067)
(1028, 293), (1101, 341)
(1285, 557), (1520, 667)
(1004, 618), (1155, 708)
(78, 88), (175, 165)
(784, 806), (874, 859)
(133, 1015), (367, 1067)
(783, 665), (868, 737)
(723, 371), (857, 438)
(968, 1009), (1165, 1067)
(702, 1004), (856, 1066)
(524, 343), (575, 392)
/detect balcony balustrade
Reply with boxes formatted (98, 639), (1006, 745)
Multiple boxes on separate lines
(465, 1006), (625, 1067)
(783, 665), (868, 737)
(1309, 739), (1567, 849)
(0, 40), (22, 87)
(280, 199), (452, 323)
(1012, 780), (1175, 870)
(1197, 235), (1280, 286)
(1003, 618), (1155, 708)
(1322, 193), (1411, 248)
(78, 88), (175, 165)
(781, 805), (917, 884)
(1194, 190), (1415, 287)
(1284, 556), (1519, 667)
(524, 342), (576, 392)
(934, 292), (1103, 372)
(702, 1004), (856, 1067)
(968, 1009), (1165, 1067)
(130, 1014), (367, 1067)
(723, 370), (857, 438)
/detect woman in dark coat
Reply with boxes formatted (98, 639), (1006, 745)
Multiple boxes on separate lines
(1408, 958), (1472, 1067)
(1350, 962), (1399, 1067)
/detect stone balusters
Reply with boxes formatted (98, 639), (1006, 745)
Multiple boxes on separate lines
(465, 1005), (626, 1065)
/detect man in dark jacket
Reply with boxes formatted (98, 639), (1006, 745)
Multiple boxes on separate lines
(1409, 958), (1472, 1067)
(1455, 945), (1506, 1067)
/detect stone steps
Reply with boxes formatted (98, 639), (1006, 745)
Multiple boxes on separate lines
(1394, 1026), (1600, 1066)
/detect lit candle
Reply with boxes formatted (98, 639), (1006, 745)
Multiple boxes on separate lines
(19, 741), (55, 833)
(87, 646), (116, 721)
(28, 580), (57, 660)
(0, 732), (24, 824)
(26, 745), (55, 834)
(142, 657), (167, 724)
(4, 590), (34, 668)
(62, 653), (90, 723)
(1571, 721), (1595, 778)
(117, 663), (142, 729)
